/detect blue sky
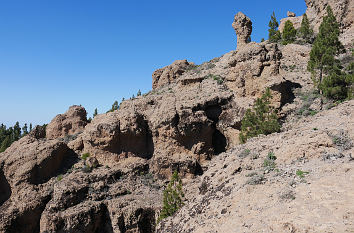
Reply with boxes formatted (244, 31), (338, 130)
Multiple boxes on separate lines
(0, 0), (306, 127)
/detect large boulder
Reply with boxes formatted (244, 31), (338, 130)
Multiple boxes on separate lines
(46, 105), (88, 139)
(232, 12), (252, 50)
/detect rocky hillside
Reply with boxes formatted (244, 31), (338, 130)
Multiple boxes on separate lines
(0, 0), (353, 232)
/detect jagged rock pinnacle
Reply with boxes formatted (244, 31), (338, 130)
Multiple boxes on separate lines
(232, 12), (252, 50)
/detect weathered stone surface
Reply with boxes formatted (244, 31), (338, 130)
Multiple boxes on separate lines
(305, 0), (353, 32)
(46, 105), (88, 139)
(152, 59), (193, 89)
(0, 136), (78, 233)
(232, 12), (252, 50)
(287, 11), (296, 17)
(279, 15), (303, 32)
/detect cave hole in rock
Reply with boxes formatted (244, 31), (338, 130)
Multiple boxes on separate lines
(116, 116), (154, 160)
(29, 146), (78, 185)
(205, 104), (227, 155)
(270, 81), (302, 108)
(0, 169), (11, 206)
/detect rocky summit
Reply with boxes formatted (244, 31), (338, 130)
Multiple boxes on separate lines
(0, 0), (353, 232)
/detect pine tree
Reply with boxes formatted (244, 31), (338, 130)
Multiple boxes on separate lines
(0, 135), (11, 152)
(299, 13), (313, 43)
(22, 123), (28, 136)
(282, 20), (297, 45)
(261, 38), (265, 42)
(13, 122), (21, 141)
(93, 108), (98, 118)
(239, 88), (280, 143)
(157, 170), (184, 223)
(308, 6), (345, 92)
(268, 12), (281, 43)
(29, 123), (33, 132)
(137, 89), (141, 96)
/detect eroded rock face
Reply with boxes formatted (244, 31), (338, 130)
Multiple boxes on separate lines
(0, 136), (78, 233)
(46, 105), (88, 139)
(232, 12), (252, 50)
(157, 100), (354, 233)
(305, 0), (354, 32)
(152, 59), (193, 89)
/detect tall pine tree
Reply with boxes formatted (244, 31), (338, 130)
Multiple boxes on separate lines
(299, 13), (313, 43)
(268, 12), (281, 43)
(282, 20), (297, 45)
(307, 6), (344, 92)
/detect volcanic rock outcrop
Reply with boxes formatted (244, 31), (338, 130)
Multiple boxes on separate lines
(0, 0), (353, 232)
(232, 12), (252, 50)
(152, 59), (193, 89)
(46, 105), (88, 139)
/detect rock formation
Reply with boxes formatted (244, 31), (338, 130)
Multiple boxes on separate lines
(152, 60), (193, 89)
(46, 105), (88, 139)
(232, 12), (252, 50)
(279, 15), (303, 32)
(287, 11), (296, 17)
(157, 100), (354, 233)
(0, 0), (353, 232)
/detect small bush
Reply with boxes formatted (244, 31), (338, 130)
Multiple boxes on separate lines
(263, 152), (277, 170)
(238, 149), (251, 158)
(157, 171), (184, 223)
(246, 174), (265, 185)
(57, 174), (63, 181)
(296, 169), (309, 178)
(81, 153), (90, 160)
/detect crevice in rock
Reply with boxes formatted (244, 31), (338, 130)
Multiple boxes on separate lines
(29, 146), (78, 185)
(136, 208), (156, 233)
(212, 129), (227, 155)
(270, 81), (302, 108)
(93, 203), (114, 233)
(117, 214), (126, 233)
(0, 169), (11, 206)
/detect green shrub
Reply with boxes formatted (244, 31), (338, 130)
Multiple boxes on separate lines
(239, 88), (280, 143)
(296, 169), (309, 178)
(157, 171), (184, 223)
(81, 153), (90, 160)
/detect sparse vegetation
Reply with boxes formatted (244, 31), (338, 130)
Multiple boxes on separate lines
(57, 174), (63, 181)
(81, 153), (90, 160)
(246, 174), (265, 185)
(157, 171), (184, 223)
(239, 88), (280, 143)
(238, 149), (251, 158)
(263, 152), (277, 171)
(296, 169), (309, 179)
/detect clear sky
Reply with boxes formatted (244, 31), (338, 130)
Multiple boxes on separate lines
(0, 0), (307, 127)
